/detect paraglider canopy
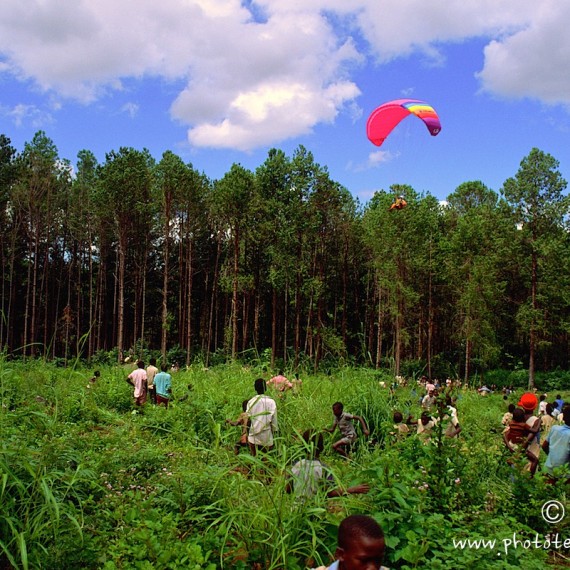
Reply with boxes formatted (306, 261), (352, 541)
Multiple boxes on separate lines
(366, 99), (441, 147)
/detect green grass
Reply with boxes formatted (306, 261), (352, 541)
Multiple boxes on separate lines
(0, 359), (566, 568)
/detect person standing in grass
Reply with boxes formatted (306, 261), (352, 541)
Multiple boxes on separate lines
(311, 514), (388, 570)
(126, 360), (147, 407)
(246, 378), (278, 456)
(267, 370), (293, 393)
(146, 358), (159, 405)
(518, 392), (541, 476)
(541, 403), (557, 439)
(153, 364), (172, 408)
(327, 402), (369, 457)
(542, 406), (570, 482)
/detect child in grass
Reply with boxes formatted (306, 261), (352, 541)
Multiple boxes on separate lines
(287, 430), (369, 499)
(416, 411), (437, 443)
(327, 402), (369, 457)
(226, 400), (250, 454)
(503, 407), (529, 450)
(501, 403), (515, 431)
(86, 370), (100, 388)
(541, 403), (557, 439)
(311, 514), (388, 570)
(391, 411), (410, 440)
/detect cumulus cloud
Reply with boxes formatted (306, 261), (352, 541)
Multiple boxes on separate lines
(0, 0), (568, 150)
(477, 1), (570, 105)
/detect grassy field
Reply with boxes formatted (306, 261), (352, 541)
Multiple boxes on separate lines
(1, 359), (568, 569)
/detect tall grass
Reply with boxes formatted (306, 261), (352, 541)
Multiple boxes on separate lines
(0, 358), (561, 568)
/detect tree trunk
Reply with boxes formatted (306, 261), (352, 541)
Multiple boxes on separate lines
(232, 227), (239, 359)
(528, 249), (538, 389)
(117, 235), (126, 363)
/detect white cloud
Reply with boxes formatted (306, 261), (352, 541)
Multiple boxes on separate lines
(348, 149), (399, 172)
(477, 1), (570, 105)
(120, 102), (140, 118)
(2, 103), (53, 128)
(0, 0), (568, 151)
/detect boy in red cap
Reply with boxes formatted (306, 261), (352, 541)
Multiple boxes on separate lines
(518, 393), (541, 475)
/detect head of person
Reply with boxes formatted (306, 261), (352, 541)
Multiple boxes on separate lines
(254, 378), (266, 395)
(335, 514), (386, 570)
(545, 403), (553, 416)
(518, 393), (538, 413)
(557, 394), (562, 400)
(563, 407), (570, 426)
(508, 403), (516, 414)
(241, 399), (249, 412)
(301, 429), (324, 459)
(149, 357), (157, 366)
(539, 394), (546, 402)
(512, 407), (526, 422)
(94, 370), (100, 377)
(393, 411), (403, 424)
(333, 402), (344, 417)
(161, 363), (168, 372)
(137, 360), (144, 369)
(420, 411), (431, 426)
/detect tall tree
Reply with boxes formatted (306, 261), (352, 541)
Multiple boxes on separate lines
(444, 181), (505, 382)
(209, 164), (254, 360)
(11, 132), (64, 357)
(0, 135), (17, 351)
(98, 147), (154, 361)
(503, 148), (568, 388)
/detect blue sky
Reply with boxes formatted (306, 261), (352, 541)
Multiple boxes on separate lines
(1, 0), (569, 204)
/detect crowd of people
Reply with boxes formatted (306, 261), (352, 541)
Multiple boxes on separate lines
(88, 362), (570, 568)
(502, 391), (570, 480)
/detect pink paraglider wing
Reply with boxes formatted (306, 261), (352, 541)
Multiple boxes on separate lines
(366, 99), (441, 147)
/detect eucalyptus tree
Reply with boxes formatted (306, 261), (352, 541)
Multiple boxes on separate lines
(502, 148), (569, 388)
(209, 163), (255, 360)
(97, 147), (155, 362)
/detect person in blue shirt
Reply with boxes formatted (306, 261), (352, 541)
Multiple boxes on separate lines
(555, 394), (565, 411)
(543, 406), (570, 482)
(153, 364), (172, 408)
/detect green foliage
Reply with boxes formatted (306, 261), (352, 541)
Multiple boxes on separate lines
(1, 360), (565, 568)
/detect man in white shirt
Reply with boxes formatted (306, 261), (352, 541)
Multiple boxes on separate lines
(126, 360), (147, 406)
(146, 358), (159, 404)
(246, 378), (278, 456)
